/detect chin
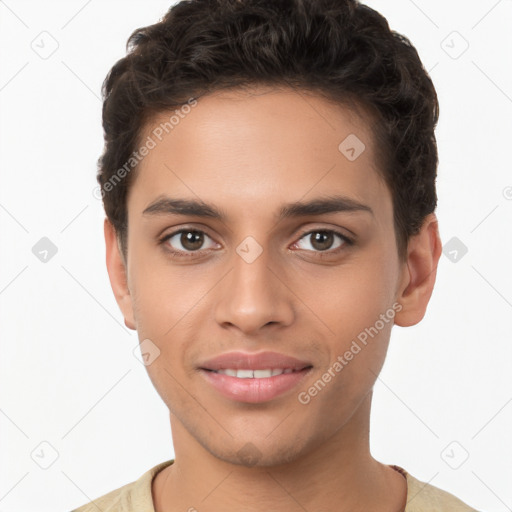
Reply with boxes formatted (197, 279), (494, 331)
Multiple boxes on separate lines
(206, 436), (312, 469)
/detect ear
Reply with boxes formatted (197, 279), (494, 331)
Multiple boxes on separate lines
(394, 213), (442, 327)
(104, 218), (136, 330)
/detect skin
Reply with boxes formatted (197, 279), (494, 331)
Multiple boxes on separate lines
(105, 85), (441, 512)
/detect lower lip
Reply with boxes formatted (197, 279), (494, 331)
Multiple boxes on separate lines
(199, 368), (312, 403)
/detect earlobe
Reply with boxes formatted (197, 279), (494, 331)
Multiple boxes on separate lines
(394, 213), (442, 327)
(104, 219), (136, 330)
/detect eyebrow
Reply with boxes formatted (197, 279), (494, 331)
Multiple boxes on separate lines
(142, 195), (373, 221)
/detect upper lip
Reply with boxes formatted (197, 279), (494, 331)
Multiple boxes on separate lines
(199, 351), (313, 371)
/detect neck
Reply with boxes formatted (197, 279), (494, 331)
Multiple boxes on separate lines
(152, 392), (407, 512)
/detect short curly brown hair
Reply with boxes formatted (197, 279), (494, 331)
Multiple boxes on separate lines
(98, 0), (439, 260)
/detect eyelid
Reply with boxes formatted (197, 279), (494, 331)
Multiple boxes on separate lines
(295, 226), (354, 243)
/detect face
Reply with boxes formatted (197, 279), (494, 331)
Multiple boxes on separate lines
(110, 86), (421, 467)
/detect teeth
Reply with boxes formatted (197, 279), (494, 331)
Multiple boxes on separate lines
(254, 369), (272, 378)
(236, 369), (254, 379)
(214, 368), (299, 378)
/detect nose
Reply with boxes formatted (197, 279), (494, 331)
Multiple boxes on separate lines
(213, 244), (295, 335)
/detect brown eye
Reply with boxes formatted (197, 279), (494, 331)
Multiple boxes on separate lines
(294, 230), (350, 253)
(310, 231), (335, 251)
(163, 229), (218, 255)
(180, 231), (204, 251)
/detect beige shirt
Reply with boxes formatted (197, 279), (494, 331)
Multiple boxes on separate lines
(71, 460), (479, 512)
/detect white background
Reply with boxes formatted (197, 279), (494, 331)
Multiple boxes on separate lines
(0, 1), (511, 511)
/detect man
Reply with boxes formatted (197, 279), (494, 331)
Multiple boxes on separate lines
(73, 0), (480, 510)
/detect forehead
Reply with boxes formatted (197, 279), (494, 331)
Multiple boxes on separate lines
(128, 86), (391, 221)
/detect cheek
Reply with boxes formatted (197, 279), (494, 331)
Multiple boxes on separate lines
(128, 256), (215, 380)
(299, 250), (399, 403)
(128, 265), (200, 408)
(128, 244), (203, 333)
(301, 254), (398, 337)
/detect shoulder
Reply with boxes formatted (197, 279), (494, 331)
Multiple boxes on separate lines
(402, 468), (480, 512)
(71, 480), (133, 512)
(70, 460), (174, 512)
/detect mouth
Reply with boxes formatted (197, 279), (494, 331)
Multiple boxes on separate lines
(197, 350), (314, 403)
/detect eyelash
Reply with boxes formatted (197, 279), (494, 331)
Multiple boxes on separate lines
(158, 227), (354, 259)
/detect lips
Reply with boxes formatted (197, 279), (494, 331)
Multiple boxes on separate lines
(198, 351), (313, 403)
